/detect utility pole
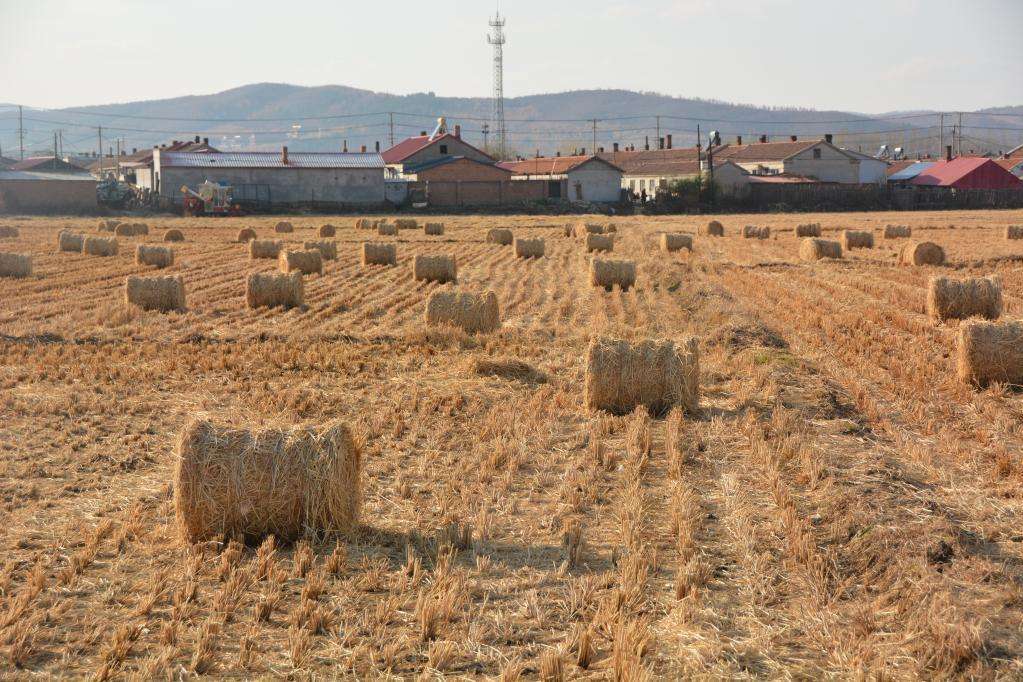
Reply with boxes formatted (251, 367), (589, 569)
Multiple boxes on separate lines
(18, 105), (24, 160)
(481, 122), (490, 151)
(938, 112), (943, 158)
(957, 111), (963, 157)
(53, 131), (58, 161)
(389, 112), (394, 147)
(58, 130), (63, 159)
(98, 126), (103, 175)
(656, 115), (660, 149)
(592, 119), (597, 154)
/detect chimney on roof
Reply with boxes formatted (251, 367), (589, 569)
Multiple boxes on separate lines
(658, 137), (664, 150)
(194, 135), (200, 144)
(203, 137), (208, 145)
(132, 148), (137, 154)
(946, 145), (952, 162)
(790, 135), (797, 142)
(666, 134), (672, 149)
(644, 136), (650, 151)
(375, 141), (380, 152)
(759, 135), (767, 143)
(361, 145), (367, 152)
(581, 147), (586, 155)
(454, 124), (461, 138)
(282, 146), (288, 165)
(420, 131), (427, 136)
(736, 135), (742, 145)
(613, 142), (619, 152)
(824, 133), (833, 144)
(556, 151), (561, 157)
(343, 140), (348, 152)
(598, 147), (604, 153)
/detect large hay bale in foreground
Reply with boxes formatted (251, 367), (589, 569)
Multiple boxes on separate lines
(249, 239), (283, 260)
(163, 229), (185, 242)
(898, 241), (945, 266)
(245, 272), (304, 309)
(702, 220), (724, 237)
(661, 233), (693, 252)
(590, 258), (636, 291)
(841, 229), (874, 250)
(125, 274), (185, 312)
(318, 224), (336, 238)
(799, 238), (842, 261)
(585, 336), (699, 416)
(425, 290), (500, 334)
(0, 226), (19, 238)
(279, 249), (323, 275)
(586, 233), (614, 253)
(883, 224), (912, 239)
(304, 240), (338, 261)
(514, 237), (545, 258)
(274, 221), (294, 234)
(0, 253), (31, 278)
(487, 228), (513, 245)
(796, 223), (821, 238)
(957, 320), (1023, 386)
(58, 231), (85, 253)
(1005, 226), (1023, 240)
(362, 242), (396, 266)
(927, 276), (1002, 323)
(395, 218), (418, 230)
(377, 222), (398, 236)
(83, 236), (118, 256)
(413, 255), (457, 283)
(742, 225), (770, 239)
(424, 222), (445, 236)
(174, 418), (361, 543)
(135, 244), (174, 268)
(237, 228), (257, 243)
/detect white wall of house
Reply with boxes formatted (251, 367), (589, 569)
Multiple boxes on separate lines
(567, 164), (622, 202)
(855, 157), (888, 184)
(710, 163), (751, 195)
(783, 143), (860, 183)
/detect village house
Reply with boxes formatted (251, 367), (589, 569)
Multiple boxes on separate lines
(910, 157), (1023, 190)
(498, 154), (624, 203)
(710, 135), (862, 184)
(382, 126), (494, 177)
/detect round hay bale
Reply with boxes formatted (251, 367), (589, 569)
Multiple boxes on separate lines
(395, 218), (418, 230)
(799, 238), (842, 261)
(957, 320), (1023, 386)
(702, 220), (724, 237)
(362, 242), (397, 266)
(163, 229), (185, 242)
(413, 255), (457, 283)
(514, 237), (545, 258)
(742, 225), (770, 239)
(237, 228), (257, 243)
(795, 223), (821, 238)
(173, 418), (361, 543)
(590, 258), (636, 291)
(585, 336), (699, 416)
(58, 231), (85, 253)
(274, 221), (294, 234)
(661, 233), (693, 252)
(98, 220), (119, 233)
(841, 229), (874, 250)
(83, 236), (118, 257)
(125, 274), (185, 312)
(303, 240), (337, 261)
(0, 226), (19, 239)
(927, 275), (1002, 323)
(425, 290), (500, 334)
(245, 271), (304, 309)
(133, 223), (149, 236)
(135, 244), (174, 269)
(279, 249), (323, 276)
(355, 218), (374, 230)
(575, 222), (606, 237)
(377, 222), (398, 236)
(424, 222), (445, 236)
(0, 253), (32, 278)
(1005, 226), (1023, 240)
(114, 223), (135, 237)
(585, 233), (614, 253)
(898, 241), (945, 266)
(318, 224), (336, 238)
(249, 239), (283, 260)
(487, 228), (514, 245)
(883, 224), (912, 239)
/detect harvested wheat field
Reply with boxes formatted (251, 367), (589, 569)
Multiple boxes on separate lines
(3, 209), (1023, 678)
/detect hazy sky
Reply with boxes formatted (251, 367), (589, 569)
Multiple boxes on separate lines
(1, 0), (1019, 113)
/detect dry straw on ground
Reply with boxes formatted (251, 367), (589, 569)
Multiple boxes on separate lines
(163, 229), (185, 242)
(661, 233), (693, 252)
(58, 231), (85, 252)
(318, 224), (336, 237)
(377, 222), (398, 236)
(743, 225), (770, 239)
(362, 242), (397, 266)
(590, 258), (636, 290)
(249, 239), (283, 260)
(424, 223), (445, 236)
(274, 221), (294, 233)
(841, 229), (874, 249)
(884, 225), (912, 239)
(586, 234), (614, 253)
(395, 218), (418, 230)
(237, 228), (257, 243)
(898, 241), (945, 266)
(124, 274), (186, 312)
(0, 253), (31, 278)
(174, 418), (361, 543)
(279, 249), (324, 276)
(799, 238), (842, 261)
(1005, 225), (1023, 240)
(703, 220), (724, 236)
(83, 236), (118, 256)
(245, 272), (304, 309)
(514, 237), (545, 258)
(584, 336), (699, 415)
(135, 244), (174, 268)
(0, 226), (19, 238)
(487, 228), (514, 245)
(957, 320), (1023, 386)
(425, 290), (500, 333)
(303, 240), (338, 261)
(796, 223), (821, 238)
(413, 255), (457, 283)
(927, 275), (1002, 322)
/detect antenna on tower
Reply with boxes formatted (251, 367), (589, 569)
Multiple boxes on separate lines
(487, 7), (507, 160)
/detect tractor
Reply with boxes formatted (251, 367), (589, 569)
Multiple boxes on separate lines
(181, 181), (244, 217)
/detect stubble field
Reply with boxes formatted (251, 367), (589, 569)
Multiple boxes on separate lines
(2, 208), (1023, 679)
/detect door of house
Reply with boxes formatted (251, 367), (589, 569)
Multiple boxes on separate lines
(548, 180), (561, 199)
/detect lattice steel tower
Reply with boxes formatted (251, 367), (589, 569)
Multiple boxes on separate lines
(487, 10), (507, 160)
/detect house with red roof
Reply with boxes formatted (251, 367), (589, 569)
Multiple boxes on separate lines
(910, 157), (1023, 190)
(382, 126), (494, 177)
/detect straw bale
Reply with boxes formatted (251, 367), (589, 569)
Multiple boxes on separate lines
(274, 221), (294, 233)
(898, 241), (945, 266)
(487, 228), (513, 245)
(355, 218), (373, 230)
(237, 228), (257, 243)
(304, 240), (338, 261)
(98, 221), (119, 233)
(174, 418), (361, 543)
(590, 258), (636, 291)
(575, 222), (607, 237)
(279, 249), (323, 276)
(83, 236), (118, 256)
(841, 229), (874, 249)
(0, 226), (19, 238)
(362, 242), (397, 266)
(163, 229), (185, 242)
(0, 253), (31, 278)
(395, 218), (418, 230)
(125, 274), (185, 312)
(514, 237), (545, 258)
(584, 336), (699, 416)
(661, 233), (693, 252)
(135, 244), (174, 268)
(702, 220), (724, 236)
(1005, 225), (1023, 240)
(245, 272), (304, 309)
(586, 233), (614, 253)
(424, 222), (445, 236)
(249, 239), (283, 259)
(377, 222), (398, 236)
(796, 223), (821, 238)
(413, 255), (457, 283)
(114, 223), (134, 237)
(318, 224), (336, 237)
(742, 225), (770, 239)
(957, 320), (1023, 386)
(58, 231), (85, 252)
(927, 275), (1002, 322)
(425, 290), (501, 333)
(799, 238), (842, 261)
(883, 224), (912, 239)
(133, 223), (149, 236)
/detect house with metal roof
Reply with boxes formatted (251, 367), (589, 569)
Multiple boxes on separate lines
(711, 136), (861, 183)
(0, 169), (97, 214)
(910, 157), (1023, 190)
(9, 156), (87, 174)
(597, 145), (705, 196)
(152, 147), (386, 207)
(499, 155), (624, 203)
(887, 161), (936, 183)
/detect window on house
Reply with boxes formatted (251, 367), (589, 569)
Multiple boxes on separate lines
(439, 145), (448, 154)
(629, 180), (636, 191)
(813, 148), (822, 159)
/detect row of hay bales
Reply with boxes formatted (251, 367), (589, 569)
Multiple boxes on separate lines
(0, 226), (20, 238)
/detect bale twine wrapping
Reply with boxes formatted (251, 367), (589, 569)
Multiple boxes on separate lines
(702, 220), (724, 237)
(898, 241), (945, 266)
(362, 242), (397, 266)
(0, 226), (19, 238)
(163, 229), (185, 242)
(927, 276), (1002, 322)
(796, 223), (821, 238)
(590, 258), (636, 291)
(377, 222), (398, 236)
(135, 244), (174, 268)
(661, 233), (693, 252)
(303, 240), (338, 261)
(487, 228), (513, 245)
(318, 224), (336, 237)
(586, 233), (614, 253)
(83, 236), (118, 256)
(237, 228), (257, 243)
(425, 290), (501, 334)
(58, 231), (85, 253)
(883, 224), (912, 239)
(249, 239), (283, 260)
(173, 418), (361, 543)
(125, 274), (185, 312)
(742, 225), (770, 239)
(1005, 226), (1023, 240)
(799, 238), (842, 261)
(514, 237), (545, 258)
(841, 230), (874, 250)
(245, 272), (304, 309)
(279, 249), (323, 276)
(413, 255), (457, 283)
(0, 253), (31, 278)
(395, 218), (419, 230)
(957, 320), (1023, 386)
(584, 336), (699, 416)
(424, 222), (445, 236)
(274, 221), (294, 234)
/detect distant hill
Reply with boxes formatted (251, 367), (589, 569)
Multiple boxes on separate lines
(5, 83), (1021, 160)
